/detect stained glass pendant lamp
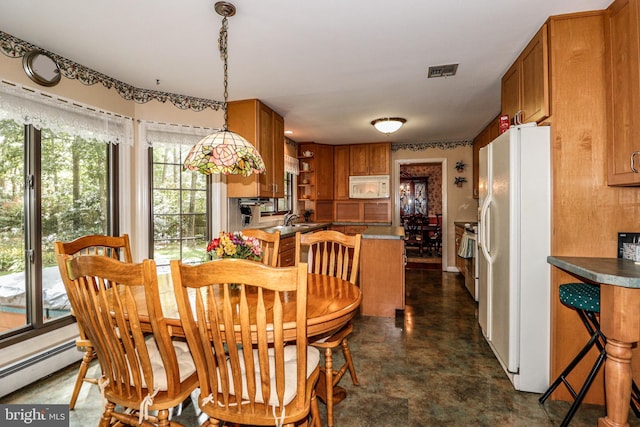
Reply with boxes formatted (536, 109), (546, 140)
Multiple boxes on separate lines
(183, 1), (265, 176)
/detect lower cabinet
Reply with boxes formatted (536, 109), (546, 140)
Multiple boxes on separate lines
(360, 238), (405, 317)
(278, 235), (296, 267)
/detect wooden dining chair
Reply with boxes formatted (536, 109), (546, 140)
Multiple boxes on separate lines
(403, 216), (425, 255)
(170, 258), (321, 427)
(53, 234), (133, 410)
(241, 228), (281, 267)
(295, 230), (362, 427)
(60, 254), (198, 427)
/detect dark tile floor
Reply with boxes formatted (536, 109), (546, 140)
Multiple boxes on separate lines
(3, 268), (639, 426)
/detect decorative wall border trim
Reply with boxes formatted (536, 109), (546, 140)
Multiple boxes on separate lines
(391, 139), (473, 152)
(0, 31), (224, 112)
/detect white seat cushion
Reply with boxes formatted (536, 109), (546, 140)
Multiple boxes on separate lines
(222, 345), (320, 407)
(131, 336), (196, 391)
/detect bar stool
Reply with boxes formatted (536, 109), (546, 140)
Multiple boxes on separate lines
(539, 282), (640, 426)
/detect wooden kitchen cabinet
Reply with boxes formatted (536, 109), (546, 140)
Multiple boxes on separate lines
(227, 99), (285, 198)
(298, 142), (334, 222)
(472, 115), (500, 199)
(349, 142), (390, 176)
(360, 237), (405, 317)
(334, 145), (350, 200)
(334, 200), (391, 223)
(314, 144), (334, 200)
(297, 142), (333, 200)
(501, 24), (550, 124)
(455, 225), (465, 273)
(605, 0), (640, 186)
(278, 235), (296, 267)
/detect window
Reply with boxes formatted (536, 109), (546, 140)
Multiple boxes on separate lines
(150, 141), (210, 266)
(0, 120), (116, 342)
(0, 81), (130, 345)
(142, 121), (222, 266)
(260, 171), (294, 216)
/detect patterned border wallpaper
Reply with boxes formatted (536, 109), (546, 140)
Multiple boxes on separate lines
(392, 139), (473, 151)
(0, 31), (223, 112)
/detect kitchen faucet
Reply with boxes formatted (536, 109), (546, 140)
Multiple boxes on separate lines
(283, 212), (299, 226)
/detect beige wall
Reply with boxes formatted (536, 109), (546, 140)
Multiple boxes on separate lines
(392, 144), (477, 270)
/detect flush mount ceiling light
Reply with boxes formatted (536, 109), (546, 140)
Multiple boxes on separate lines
(183, 1), (265, 176)
(371, 117), (407, 134)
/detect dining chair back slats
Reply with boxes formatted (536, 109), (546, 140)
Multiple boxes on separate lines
(241, 229), (281, 267)
(296, 230), (361, 285)
(53, 234), (133, 410)
(171, 258), (320, 426)
(56, 234), (133, 262)
(62, 255), (197, 426)
(294, 229), (362, 427)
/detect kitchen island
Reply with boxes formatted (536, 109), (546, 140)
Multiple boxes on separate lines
(360, 226), (405, 317)
(253, 223), (405, 317)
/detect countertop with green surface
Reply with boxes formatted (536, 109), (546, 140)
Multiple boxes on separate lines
(253, 223), (403, 239)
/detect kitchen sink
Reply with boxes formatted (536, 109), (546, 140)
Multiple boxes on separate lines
(273, 223), (319, 229)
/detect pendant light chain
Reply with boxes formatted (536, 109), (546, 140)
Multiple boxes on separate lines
(182, 2), (265, 176)
(218, 15), (229, 130)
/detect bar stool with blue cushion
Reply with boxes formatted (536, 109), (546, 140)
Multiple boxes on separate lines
(539, 282), (640, 427)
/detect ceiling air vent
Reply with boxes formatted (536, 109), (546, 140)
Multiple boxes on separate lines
(427, 63), (458, 78)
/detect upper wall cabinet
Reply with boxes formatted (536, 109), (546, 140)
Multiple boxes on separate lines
(501, 24), (550, 124)
(605, 0), (640, 186)
(334, 145), (350, 200)
(472, 115), (500, 199)
(226, 99), (285, 198)
(349, 142), (390, 176)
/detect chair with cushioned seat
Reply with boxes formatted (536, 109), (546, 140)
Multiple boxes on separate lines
(295, 230), (361, 427)
(54, 234), (133, 410)
(60, 255), (198, 426)
(170, 258), (320, 427)
(539, 282), (640, 427)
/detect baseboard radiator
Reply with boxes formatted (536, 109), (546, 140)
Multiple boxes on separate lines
(0, 340), (82, 399)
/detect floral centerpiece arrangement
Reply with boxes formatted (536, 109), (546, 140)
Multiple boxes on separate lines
(207, 231), (263, 261)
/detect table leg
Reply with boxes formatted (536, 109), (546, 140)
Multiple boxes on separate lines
(598, 285), (640, 427)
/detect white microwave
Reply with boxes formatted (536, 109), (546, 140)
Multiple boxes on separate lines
(349, 175), (390, 199)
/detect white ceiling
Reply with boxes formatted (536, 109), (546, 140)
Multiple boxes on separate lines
(0, 0), (612, 145)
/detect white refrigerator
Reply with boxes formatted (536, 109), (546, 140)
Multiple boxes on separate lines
(477, 124), (550, 393)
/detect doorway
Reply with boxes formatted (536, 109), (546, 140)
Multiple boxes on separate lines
(394, 158), (448, 271)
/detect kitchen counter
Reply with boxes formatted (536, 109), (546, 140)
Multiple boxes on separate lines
(360, 225), (405, 317)
(548, 256), (640, 427)
(254, 222), (330, 238)
(362, 226), (404, 240)
(454, 221), (477, 232)
(548, 256), (640, 288)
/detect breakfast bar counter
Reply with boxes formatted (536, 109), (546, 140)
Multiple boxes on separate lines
(547, 256), (640, 427)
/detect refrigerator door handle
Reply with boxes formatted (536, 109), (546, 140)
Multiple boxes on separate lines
(479, 196), (492, 261)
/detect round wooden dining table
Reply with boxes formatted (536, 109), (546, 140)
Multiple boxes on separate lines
(122, 269), (362, 411)
(152, 270), (362, 341)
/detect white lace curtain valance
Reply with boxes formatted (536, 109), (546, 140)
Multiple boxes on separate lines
(139, 120), (218, 147)
(284, 154), (299, 175)
(0, 80), (134, 145)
